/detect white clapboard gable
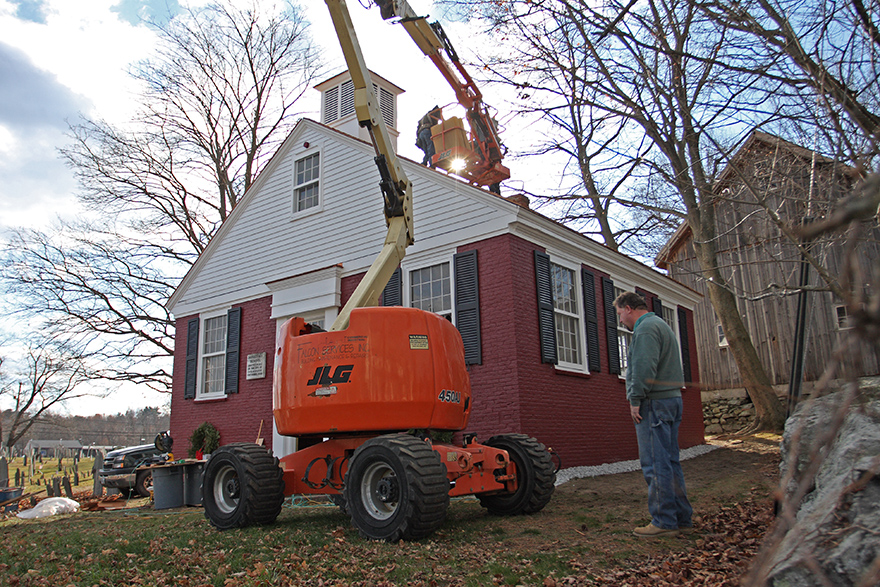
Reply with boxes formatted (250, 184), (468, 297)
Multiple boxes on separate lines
(168, 119), (521, 317)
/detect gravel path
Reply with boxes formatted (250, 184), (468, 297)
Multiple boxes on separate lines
(555, 443), (718, 485)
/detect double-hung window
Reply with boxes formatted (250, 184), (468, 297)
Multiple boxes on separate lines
(614, 286), (633, 374)
(410, 262), (452, 321)
(294, 152), (320, 214)
(551, 263), (583, 368)
(184, 308), (241, 400)
(201, 314), (227, 397)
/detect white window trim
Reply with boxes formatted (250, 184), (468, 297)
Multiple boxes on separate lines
(549, 257), (586, 374)
(196, 308), (230, 401)
(291, 147), (323, 219)
(402, 252), (456, 325)
(612, 283), (636, 379)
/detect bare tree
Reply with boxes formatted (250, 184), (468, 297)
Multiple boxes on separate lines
(449, 0), (787, 429)
(0, 345), (93, 452)
(1, 0), (322, 393)
(687, 2), (880, 583)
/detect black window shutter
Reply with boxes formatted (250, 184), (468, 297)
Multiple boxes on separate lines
(534, 250), (558, 364)
(381, 268), (402, 306)
(454, 250), (482, 365)
(653, 297), (663, 316)
(225, 307), (241, 394)
(184, 318), (199, 399)
(602, 277), (621, 375)
(677, 307), (692, 384)
(581, 268), (601, 372)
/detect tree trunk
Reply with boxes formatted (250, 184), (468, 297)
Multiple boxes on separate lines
(692, 220), (787, 431)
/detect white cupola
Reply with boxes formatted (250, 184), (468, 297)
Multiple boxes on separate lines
(315, 70), (404, 150)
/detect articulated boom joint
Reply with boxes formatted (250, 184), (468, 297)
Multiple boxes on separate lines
(374, 154), (405, 218)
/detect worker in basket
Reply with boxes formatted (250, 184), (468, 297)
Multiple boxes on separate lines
(415, 105), (443, 166)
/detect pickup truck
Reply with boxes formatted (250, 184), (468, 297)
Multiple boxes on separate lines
(98, 444), (166, 497)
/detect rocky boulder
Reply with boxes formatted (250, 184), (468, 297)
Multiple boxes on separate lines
(765, 384), (880, 586)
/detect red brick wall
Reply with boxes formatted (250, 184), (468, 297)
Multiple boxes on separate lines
(170, 296), (276, 454)
(340, 273), (364, 307)
(170, 251), (703, 467)
(458, 234), (703, 467)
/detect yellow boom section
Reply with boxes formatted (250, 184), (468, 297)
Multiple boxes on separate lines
(325, 0), (414, 331)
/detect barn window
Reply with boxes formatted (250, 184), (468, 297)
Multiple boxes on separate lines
(717, 322), (729, 347)
(835, 305), (852, 330)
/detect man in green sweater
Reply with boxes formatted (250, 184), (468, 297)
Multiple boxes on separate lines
(614, 291), (693, 537)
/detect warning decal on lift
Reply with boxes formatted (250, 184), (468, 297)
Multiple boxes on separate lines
(409, 334), (429, 350)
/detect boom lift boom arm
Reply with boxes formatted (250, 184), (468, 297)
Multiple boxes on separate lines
(375, 0), (509, 187)
(325, 0), (414, 332)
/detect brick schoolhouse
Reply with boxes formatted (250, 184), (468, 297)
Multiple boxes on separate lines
(167, 71), (705, 467)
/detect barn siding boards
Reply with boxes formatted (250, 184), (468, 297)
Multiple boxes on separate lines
(658, 132), (880, 390)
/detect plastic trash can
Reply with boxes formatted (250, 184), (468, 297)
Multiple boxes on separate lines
(152, 466), (184, 509)
(183, 462), (205, 506)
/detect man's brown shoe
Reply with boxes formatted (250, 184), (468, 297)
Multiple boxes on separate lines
(633, 523), (679, 537)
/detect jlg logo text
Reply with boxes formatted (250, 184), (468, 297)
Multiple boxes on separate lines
(307, 365), (354, 386)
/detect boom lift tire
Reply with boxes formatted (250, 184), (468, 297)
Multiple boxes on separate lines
(344, 434), (450, 541)
(202, 443), (285, 530)
(478, 434), (556, 515)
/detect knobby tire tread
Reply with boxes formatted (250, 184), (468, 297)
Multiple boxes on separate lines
(478, 434), (555, 516)
(345, 433), (449, 541)
(203, 442), (284, 530)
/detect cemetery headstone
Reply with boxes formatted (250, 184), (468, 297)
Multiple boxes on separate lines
(92, 451), (103, 498)
(0, 456), (8, 488)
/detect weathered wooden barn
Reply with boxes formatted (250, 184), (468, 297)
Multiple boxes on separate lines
(656, 131), (880, 392)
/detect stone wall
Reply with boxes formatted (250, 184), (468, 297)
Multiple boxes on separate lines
(701, 393), (756, 434)
(701, 382), (800, 434)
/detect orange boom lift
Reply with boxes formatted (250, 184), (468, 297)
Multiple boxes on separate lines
(200, 0), (553, 541)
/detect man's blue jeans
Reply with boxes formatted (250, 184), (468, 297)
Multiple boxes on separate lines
(635, 397), (693, 530)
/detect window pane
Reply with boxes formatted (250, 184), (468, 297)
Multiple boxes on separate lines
(203, 316), (226, 354)
(203, 354), (225, 395)
(662, 306), (676, 329)
(296, 183), (319, 211)
(555, 313), (582, 365)
(550, 263), (582, 366)
(295, 154), (320, 212)
(618, 331), (631, 373)
(410, 263), (451, 316)
(551, 264), (577, 314)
